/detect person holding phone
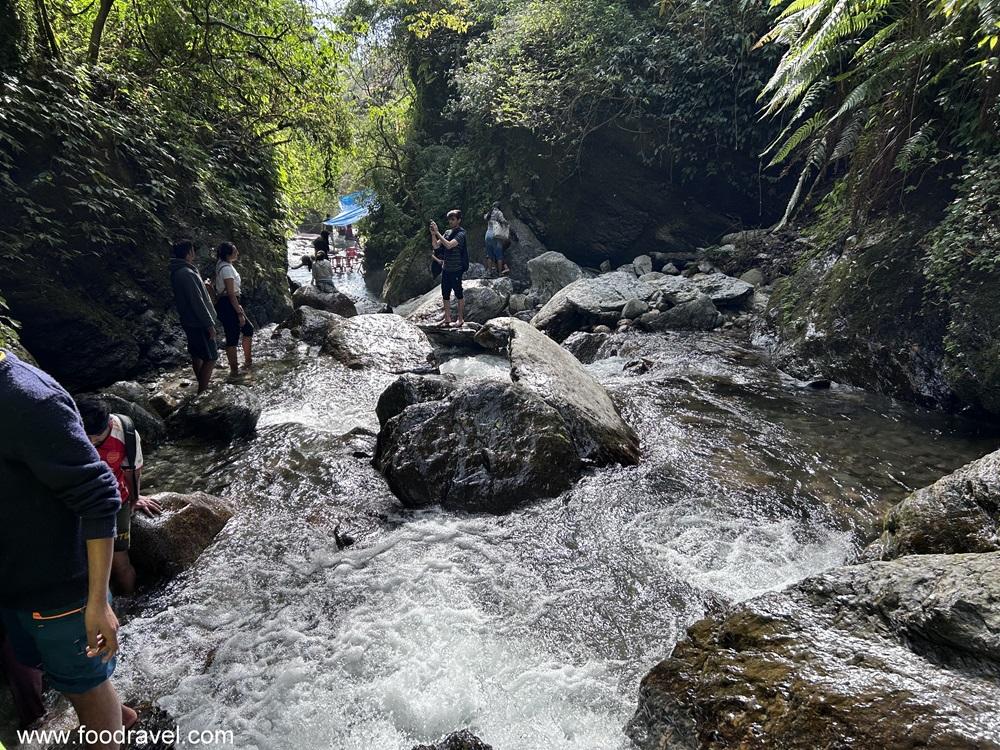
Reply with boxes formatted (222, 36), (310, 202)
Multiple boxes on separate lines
(430, 209), (469, 327)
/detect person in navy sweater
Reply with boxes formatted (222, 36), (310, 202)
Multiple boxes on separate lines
(0, 349), (134, 747)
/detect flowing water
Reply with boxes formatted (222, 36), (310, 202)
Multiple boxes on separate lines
(109, 297), (998, 750)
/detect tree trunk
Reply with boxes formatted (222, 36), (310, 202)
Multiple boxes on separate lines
(32, 0), (60, 60)
(87, 0), (115, 65)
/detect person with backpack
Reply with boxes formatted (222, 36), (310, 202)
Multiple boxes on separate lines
(214, 242), (255, 379)
(483, 202), (511, 277)
(430, 209), (470, 327)
(75, 396), (162, 597)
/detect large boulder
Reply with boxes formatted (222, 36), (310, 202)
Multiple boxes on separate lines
(412, 731), (493, 750)
(527, 251), (584, 302)
(321, 314), (434, 371)
(531, 272), (654, 342)
(130, 492), (235, 579)
(169, 384), (262, 440)
(504, 217), (548, 284)
(292, 285), (358, 317)
(635, 295), (723, 331)
(628, 552), (1000, 750)
(403, 279), (512, 326)
(691, 272), (754, 307)
(277, 305), (343, 345)
(375, 380), (582, 513)
(871, 448), (1000, 560)
(375, 373), (457, 428)
(474, 317), (640, 465)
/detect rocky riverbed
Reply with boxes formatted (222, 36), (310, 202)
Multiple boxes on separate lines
(3, 251), (998, 750)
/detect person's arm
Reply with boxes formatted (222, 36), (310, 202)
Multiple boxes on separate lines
(84, 538), (118, 662)
(224, 277), (245, 324)
(438, 233), (458, 250)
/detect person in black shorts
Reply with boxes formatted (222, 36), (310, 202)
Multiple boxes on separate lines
(213, 242), (254, 379)
(169, 239), (219, 393)
(430, 209), (469, 326)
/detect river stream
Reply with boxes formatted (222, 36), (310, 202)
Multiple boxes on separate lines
(6, 244), (991, 749)
(108, 258), (997, 750)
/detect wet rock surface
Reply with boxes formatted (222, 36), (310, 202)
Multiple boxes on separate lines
(375, 380), (581, 513)
(168, 384), (262, 440)
(627, 552), (1000, 750)
(291, 284), (358, 317)
(403, 279), (512, 326)
(411, 730), (494, 750)
(131, 492), (235, 580)
(871, 447), (1000, 559)
(276, 305), (343, 345)
(531, 271), (654, 342)
(475, 317), (640, 465)
(690, 272), (754, 307)
(321, 313), (435, 371)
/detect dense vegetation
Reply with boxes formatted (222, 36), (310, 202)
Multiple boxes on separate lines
(0, 0), (353, 386)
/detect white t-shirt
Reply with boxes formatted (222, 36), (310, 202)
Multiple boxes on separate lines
(215, 261), (241, 295)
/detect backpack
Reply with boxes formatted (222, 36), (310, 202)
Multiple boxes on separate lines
(114, 413), (140, 503)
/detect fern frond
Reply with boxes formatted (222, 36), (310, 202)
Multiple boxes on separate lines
(767, 111), (826, 165)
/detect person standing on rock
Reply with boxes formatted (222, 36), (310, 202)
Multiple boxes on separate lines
(214, 242), (255, 380)
(169, 239), (219, 393)
(483, 202), (510, 277)
(75, 396), (163, 597)
(0, 349), (136, 748)
(430, 209), (469, 327)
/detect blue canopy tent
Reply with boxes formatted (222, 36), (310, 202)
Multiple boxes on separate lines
(323, 190), (375, 226)
(323, 205), (369, 227)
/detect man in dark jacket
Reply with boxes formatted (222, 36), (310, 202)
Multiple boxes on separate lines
(169, 239), (219, 393)
(0, 349), (132, 747)
(430, 209), (470, 327)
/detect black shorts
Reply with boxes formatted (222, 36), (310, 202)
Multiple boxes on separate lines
(184, 325), (219, 362)
(216, 296), (255, 347)
(441, 270), (464, 300)
(114, 502), (131, 552)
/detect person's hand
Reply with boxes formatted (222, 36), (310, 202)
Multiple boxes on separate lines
(207, 325), (216, 340)
(134, 496), (163, 517)
(85, 598), (119, 663)
(237, 306), (246, 325)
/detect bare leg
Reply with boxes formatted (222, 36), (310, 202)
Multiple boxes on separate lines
(64, 680), (123, 750)
(456, 298), (465, 326)
(197, 360), (215, 393)
(225, 346), (239, 376)
(110, 552), (136, 597)
(242, 336), (253, 370)
(440, 296), (452, 325)
(190, 358), (203, 380)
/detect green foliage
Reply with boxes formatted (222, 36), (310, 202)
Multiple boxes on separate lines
(760, 0), (1000, 224)
(456, 0), (781, 185)
(925, 152), (1000, 296)
(0, 65), (285, 262)
(0, 0), (37, 71)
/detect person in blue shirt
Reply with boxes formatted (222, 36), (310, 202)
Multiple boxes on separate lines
(0, 349), (135, 747)
(430, 209), (470, 327)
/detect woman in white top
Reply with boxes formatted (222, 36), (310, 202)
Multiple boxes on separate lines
(311, 250), (336, 293)
(215, 242), (254, 376)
